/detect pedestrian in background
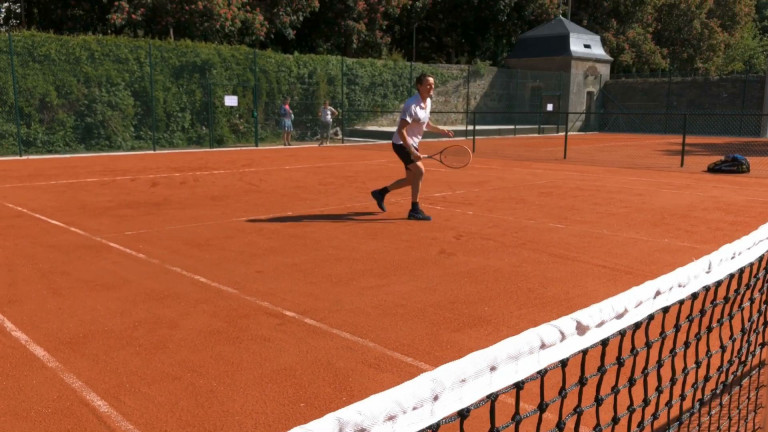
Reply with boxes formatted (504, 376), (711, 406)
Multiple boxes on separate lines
(317, 100), (338, 146)
(280, 97), (293, 146)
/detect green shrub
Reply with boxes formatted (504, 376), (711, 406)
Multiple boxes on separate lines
(1, 31), (454, 154)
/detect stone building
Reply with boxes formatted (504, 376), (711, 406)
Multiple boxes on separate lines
(505, 16), (612, 130)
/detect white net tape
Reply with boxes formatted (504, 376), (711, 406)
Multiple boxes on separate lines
(289, 222), (768, 432)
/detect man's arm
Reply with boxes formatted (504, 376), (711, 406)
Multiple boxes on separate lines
(426, 121), (454, 138)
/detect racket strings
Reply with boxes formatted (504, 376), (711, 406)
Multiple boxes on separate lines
(439, 145), (472, 168)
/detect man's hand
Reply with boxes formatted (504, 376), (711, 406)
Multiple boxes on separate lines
(409, 144), (423, 161)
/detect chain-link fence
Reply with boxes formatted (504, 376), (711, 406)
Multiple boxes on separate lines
(0, 34), (18, 156)
(2, 32), (768, 168)
(0, 33), (573, 155)
(604, 73), (764, 114)
(465, 111), (768, 174)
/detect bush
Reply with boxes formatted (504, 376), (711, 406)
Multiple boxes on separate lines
(0, 31), (456, 153)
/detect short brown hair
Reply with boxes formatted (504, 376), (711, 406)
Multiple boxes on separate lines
(415, 73), (434, 87)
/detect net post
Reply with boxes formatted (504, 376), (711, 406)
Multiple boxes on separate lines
(472, 111), (476, 153)
(563, 111), (569, 159)
(680, 113), (687, 168)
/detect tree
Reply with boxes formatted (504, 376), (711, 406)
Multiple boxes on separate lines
(107, 0), (318, 46)
(570, 0), (666, 74)
(718, 21), (768, 73)
(757, 0), (768, 36)
(290, 0), (409, 58)
(395, 0), (559, 65)
(2, 0), (767, 74)
(653, 0), (726, 74)
(5, 0), (113, 33)
(710, 0), (768, 73)
(572, 0), (764, 74)
(108, 0), (266, 45)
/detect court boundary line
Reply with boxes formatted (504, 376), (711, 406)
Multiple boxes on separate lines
(421, 202), (705, 249)
(101, 180), (711, 250)
(0, 142), (391, 162)
(3, 201), (434, 369)
(0, 312), (141, 432)
(1, 195), (584, 429)
(0, 159), (390, 189)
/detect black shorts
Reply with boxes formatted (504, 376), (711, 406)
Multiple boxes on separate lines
(392, 142), (417, 167)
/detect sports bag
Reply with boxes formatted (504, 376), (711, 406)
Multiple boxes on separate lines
(706, 154), (750, 174)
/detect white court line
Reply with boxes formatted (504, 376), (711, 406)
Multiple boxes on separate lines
(2, 200), (570, 427)
(0, 313), (141, 432)
(109, 184), (527, 236)
(0, 159), (390, 189)
(422, 203), (704, 249)
(3, 202), (434, 371)
(569, 137), (678, 148)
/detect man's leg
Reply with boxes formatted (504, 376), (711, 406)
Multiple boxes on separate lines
(404, 162), (430, 220)
(406, 162), (424, 203)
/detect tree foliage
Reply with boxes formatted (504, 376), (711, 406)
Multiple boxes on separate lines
(2, 0), (768, 74)
(573, 0), (768, 74)
(397, 0), (559, 65)
(570, 0), (665, 73)
(106, 0), (318, 45)
(290, 0), (410, 58)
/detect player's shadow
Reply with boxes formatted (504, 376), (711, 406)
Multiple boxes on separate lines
(246, 211), (387, 223)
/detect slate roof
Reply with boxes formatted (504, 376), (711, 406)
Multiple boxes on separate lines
(507, 16), (612, 61)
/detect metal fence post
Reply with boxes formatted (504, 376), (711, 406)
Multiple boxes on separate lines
(472, 111), (476, 153)
(340, 55), (345, 144)
(8, 33), (23, 157)
(739, 71), (748, 136)
(537, 111), (542, 135)
(253, 49), (259, 147)
(557, 72), (563, 134)
(465, 64), (470, 139)
(148, 41), (157, 152)
(208, 80), (214, 149)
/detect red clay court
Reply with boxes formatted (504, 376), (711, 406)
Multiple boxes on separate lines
(2, 133), (768, 432)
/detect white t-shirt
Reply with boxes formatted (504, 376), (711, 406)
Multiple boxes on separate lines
(320, 106), (337, 123)
(392, 93), (430, 150)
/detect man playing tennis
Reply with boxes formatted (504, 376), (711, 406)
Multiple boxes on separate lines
(370, 73), (454, 221)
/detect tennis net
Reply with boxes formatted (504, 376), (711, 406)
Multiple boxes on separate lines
(289, 223), (768, 432)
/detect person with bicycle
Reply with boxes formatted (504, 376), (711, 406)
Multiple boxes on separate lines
(317, 100), (339, 146)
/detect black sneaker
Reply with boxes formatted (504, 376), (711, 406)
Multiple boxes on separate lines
(371, 189), (386, 212)
(407, 208), (431, 221)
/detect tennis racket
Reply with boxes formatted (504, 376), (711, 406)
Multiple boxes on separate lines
(423, 144), (472, 169)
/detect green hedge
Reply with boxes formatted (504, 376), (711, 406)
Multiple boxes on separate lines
(0, 31), (469, 155)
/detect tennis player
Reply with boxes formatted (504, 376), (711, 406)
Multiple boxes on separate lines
(370, 73), (454, 221)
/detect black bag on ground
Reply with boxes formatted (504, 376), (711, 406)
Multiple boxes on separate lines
(707, 154), (750, 174)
